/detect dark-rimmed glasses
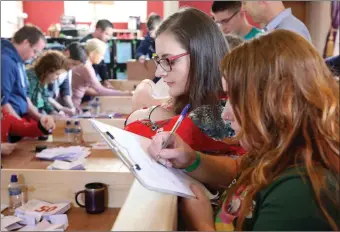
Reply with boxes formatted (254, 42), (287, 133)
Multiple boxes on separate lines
(152, 52), (189, 72)
(215, 10), (240, 27)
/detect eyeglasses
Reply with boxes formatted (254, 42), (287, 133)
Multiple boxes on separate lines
(152, 52), (189, 72)
(215, 10), (239, 26)
(30, 44), (42, 57)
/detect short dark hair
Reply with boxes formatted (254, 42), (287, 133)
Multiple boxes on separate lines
(156, 7), (229, 116)
(95, 19), (113, 31)
(211, 1), (241, 13)
(66, 42), (87, 64)
(147, 13), (162, 31)
(33, 50), (69, 80)
(12, 24), (45, 45)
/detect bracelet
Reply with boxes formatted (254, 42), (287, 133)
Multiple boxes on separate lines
(185, 152), (201, 172)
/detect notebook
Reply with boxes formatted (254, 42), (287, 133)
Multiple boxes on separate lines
(90, 119), (217, 199)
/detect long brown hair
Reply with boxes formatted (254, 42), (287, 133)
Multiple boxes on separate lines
(156, 7), (228, 116)
(221, 30), (339, 230)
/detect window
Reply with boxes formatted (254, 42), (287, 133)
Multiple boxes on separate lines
(64, 1), (147, 23)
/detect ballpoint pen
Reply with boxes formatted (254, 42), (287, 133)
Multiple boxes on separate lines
(156, 104), (191, 167)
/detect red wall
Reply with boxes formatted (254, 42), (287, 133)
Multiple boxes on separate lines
(179, 1), (212, 15)
(23, 1), (64, 33)
(23, 1), (164, 34)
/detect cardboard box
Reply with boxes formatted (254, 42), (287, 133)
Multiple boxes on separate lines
(126, 60), (156, 80)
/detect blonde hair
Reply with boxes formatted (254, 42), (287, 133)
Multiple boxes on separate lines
(84, 38), (107, 56)
(221, 30), (339, 230)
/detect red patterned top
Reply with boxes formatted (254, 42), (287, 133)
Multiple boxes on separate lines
(125, 100), (246, 156)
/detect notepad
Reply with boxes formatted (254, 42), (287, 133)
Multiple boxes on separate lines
(36, 146), (91, 162)
(90, 119), (217, 199)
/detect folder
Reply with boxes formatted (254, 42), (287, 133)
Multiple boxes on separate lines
(90, 119), (217, 199)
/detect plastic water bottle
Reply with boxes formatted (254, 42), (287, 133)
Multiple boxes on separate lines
(8, 174), (23, 212)
(64, 120), (73, 142)
(73, 121), (82, 144)
(91, 97), (101, 116)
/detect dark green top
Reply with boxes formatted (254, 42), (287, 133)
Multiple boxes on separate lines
(26, 69), (55, 114)
(215, 167), (339, 231)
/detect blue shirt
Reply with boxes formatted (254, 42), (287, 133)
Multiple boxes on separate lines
(264, 8), (311, 42)
(1, 38), (29, 116)
(47, 70), (72, 99)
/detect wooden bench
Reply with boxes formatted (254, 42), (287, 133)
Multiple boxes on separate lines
(1, 140), (177, 231)
(108, 80), (141, 91)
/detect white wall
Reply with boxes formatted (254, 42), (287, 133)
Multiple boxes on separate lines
(1, 1), (24, 38)
(163, 1), (179, 19)
(306, 1), (331, 54)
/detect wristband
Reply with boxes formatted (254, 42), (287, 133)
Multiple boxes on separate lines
(185, 151), (201, 172)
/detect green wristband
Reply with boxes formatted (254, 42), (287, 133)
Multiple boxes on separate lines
(185, 152), (201, 172)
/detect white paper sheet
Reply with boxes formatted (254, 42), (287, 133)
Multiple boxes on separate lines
(90, 119), (217, 199)
(1, 216), (22, 230)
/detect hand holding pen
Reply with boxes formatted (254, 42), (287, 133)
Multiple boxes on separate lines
(150, 104), (192, 168)
(147, 128), (197, 169)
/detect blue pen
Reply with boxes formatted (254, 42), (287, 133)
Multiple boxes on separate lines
(156, 104), (191, 166)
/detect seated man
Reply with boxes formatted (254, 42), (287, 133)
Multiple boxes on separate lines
(211, 1), (262, 40)
(1, 25), (46, 121)
(80, 19), (114, 88)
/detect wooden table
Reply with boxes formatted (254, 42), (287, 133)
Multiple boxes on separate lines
(1, 141), (129, 172)
(3, 207), (120, 231)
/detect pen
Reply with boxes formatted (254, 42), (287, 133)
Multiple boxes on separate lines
(156, 104), (191, 167)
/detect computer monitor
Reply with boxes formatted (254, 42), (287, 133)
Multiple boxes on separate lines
(115, 40), (133, 64)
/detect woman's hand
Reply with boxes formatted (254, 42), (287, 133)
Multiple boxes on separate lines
(147, 132), (196, 169)
(180, 184), (215, 231)
(138, 55), (146, 64)
(62, 107), (76, 116)
(1, 143), (17, 156)
(40, 115), (55, 131)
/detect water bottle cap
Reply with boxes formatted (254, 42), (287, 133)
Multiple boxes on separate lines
(10, 174), (18, 182)
(74, 121), (80, 125)
(95, 97), (100, 101)
(66, 120), (71, 125)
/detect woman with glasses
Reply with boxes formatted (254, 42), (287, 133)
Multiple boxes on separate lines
(147, 30), (339, 231)
(125, 7), (246, 157)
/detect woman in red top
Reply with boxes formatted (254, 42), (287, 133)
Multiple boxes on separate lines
(125, 8), (246, 157)
(1, 108), (55, 143)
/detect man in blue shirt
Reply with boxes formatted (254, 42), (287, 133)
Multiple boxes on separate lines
(1, 25), (46, 121)
(136, 13), (162, 63)
(211, 1), (262, 40)
(242, 1), (311, 42)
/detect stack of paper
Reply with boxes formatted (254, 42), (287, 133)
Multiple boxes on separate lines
(73, 111), (120, 119)
(47, 159), (85, 170)
(36, 146), (91, 162)
(14, 199), (70, 231)
(1, 216), (23, 231)
(19, 217), (67, 231)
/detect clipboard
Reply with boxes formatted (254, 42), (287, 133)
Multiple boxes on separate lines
(90, 119), (217, 199)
